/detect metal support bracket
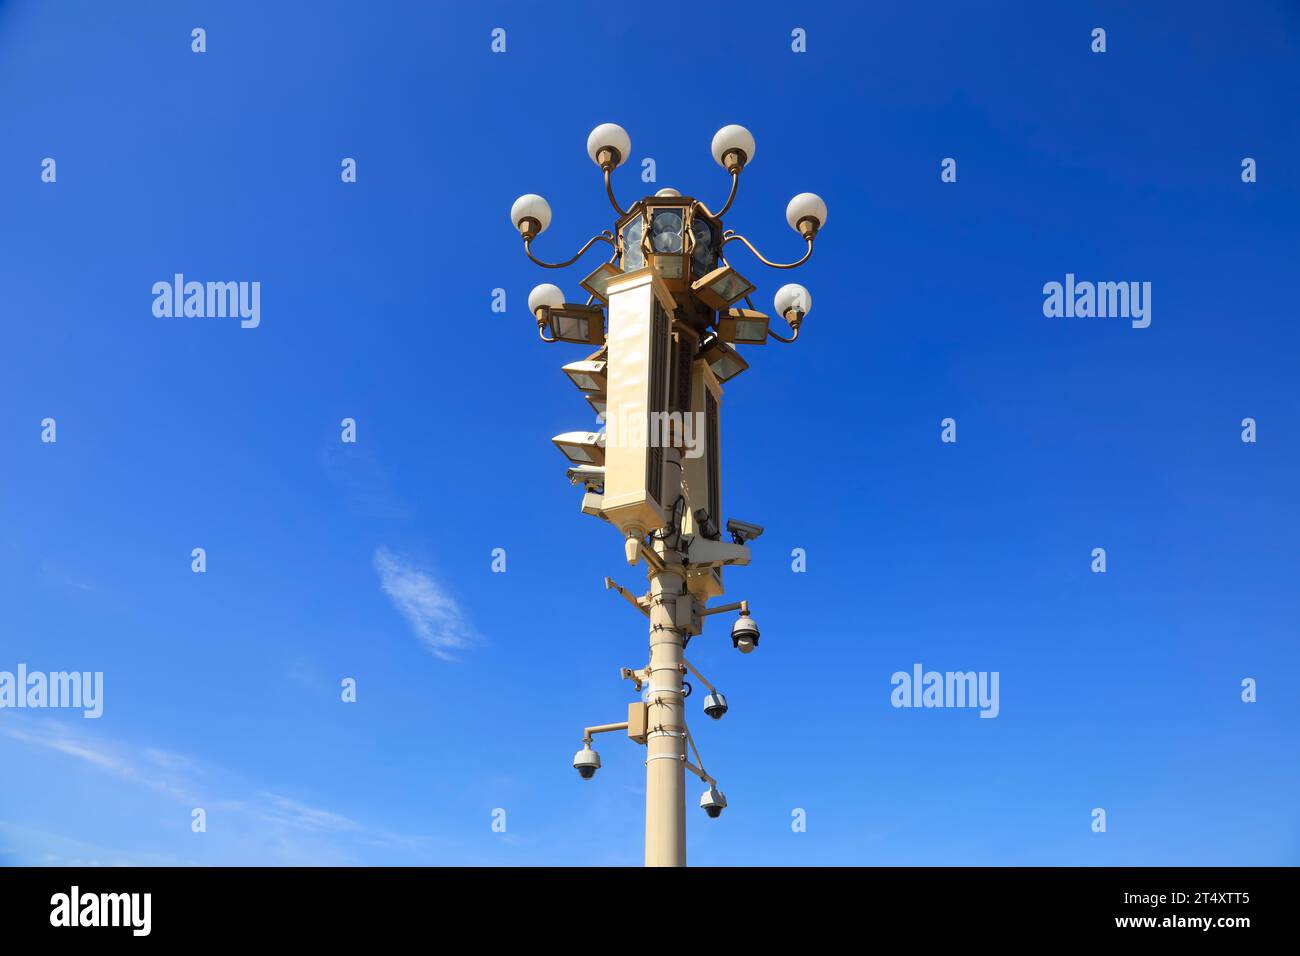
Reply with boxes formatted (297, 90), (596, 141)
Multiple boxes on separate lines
(681, 658), (717, 695)
(582, 721), (630, 743)
(605, 577), (650, 617)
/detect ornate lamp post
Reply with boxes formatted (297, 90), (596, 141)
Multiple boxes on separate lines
(511, 123), (825, 867)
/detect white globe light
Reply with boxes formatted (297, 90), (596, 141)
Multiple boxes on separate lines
(528, 283), (565, 313)
(655, 187), (681, 197)
(774, 283), (812, 319)
(710, 125), (756, 168)
(586, 123), (632, 167)
(511, 194), (552, 233)
(785, 192), (827, 231)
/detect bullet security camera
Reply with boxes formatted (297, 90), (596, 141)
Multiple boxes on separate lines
(703, 692), (729, 720)
(726, 518), (764, 545)
(573, 745), (601, 780)
(566, 464), (605, 492)
(731, 612), (759, 654)
(693, 508), (720, 540)
(700, 786), (728, 819)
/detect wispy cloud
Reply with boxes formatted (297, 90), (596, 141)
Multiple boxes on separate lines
(0, 713), (430, 864)
(258, 793), (360, 833)
(2, 720), (194, 801)
(1, 719), (229, 816)
(38, 559), (97, 594)
(373, 547), (475, 660)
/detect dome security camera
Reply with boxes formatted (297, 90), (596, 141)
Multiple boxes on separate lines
(703, 692), (729, 720)
(573, 745), (601, 780)
(700, 787), (728, 819)
(731, 613), (760, 654)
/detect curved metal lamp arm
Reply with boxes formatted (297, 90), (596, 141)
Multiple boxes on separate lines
(696, 171), (740, 220)
(604, 169), (627, 216)
(537, 323), (558, 343)
(722, 231), (814, 269)
(524, 232), (617, 270)
(749, 291), (802, 343)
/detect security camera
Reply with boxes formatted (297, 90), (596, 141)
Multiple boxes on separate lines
(566, 464), (605, 492)
(693, 508), (720, 540)
(731, 612), (760, 654)
(703, 692), (729, 720)
(700, 786), (728, 818)
(573, 745), (601, 780)
(726, 518), (764, 545)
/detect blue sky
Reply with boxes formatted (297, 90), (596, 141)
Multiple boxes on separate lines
(1, 0), (1297, 866)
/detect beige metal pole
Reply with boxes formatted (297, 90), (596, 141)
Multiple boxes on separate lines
(644, 450), (688, 867)
(644, 560), (687, 866)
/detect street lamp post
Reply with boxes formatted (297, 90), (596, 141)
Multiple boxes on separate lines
(512, 123), (825, 866)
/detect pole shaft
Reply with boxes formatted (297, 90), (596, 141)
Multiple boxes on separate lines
(644, 554), (687, 866)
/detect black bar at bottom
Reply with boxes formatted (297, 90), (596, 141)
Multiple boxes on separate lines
(0, 866), (1283, 941)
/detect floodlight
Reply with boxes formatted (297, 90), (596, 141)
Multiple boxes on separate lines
(562, 358), (607, 393)
(702, 341), (749, 383)
(580, 262), (624, 303)
(717, 308), (769, 345)
(692, 265), (756, 311)
(552, 431), (605, 466)
(546, 304), (605, 345)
